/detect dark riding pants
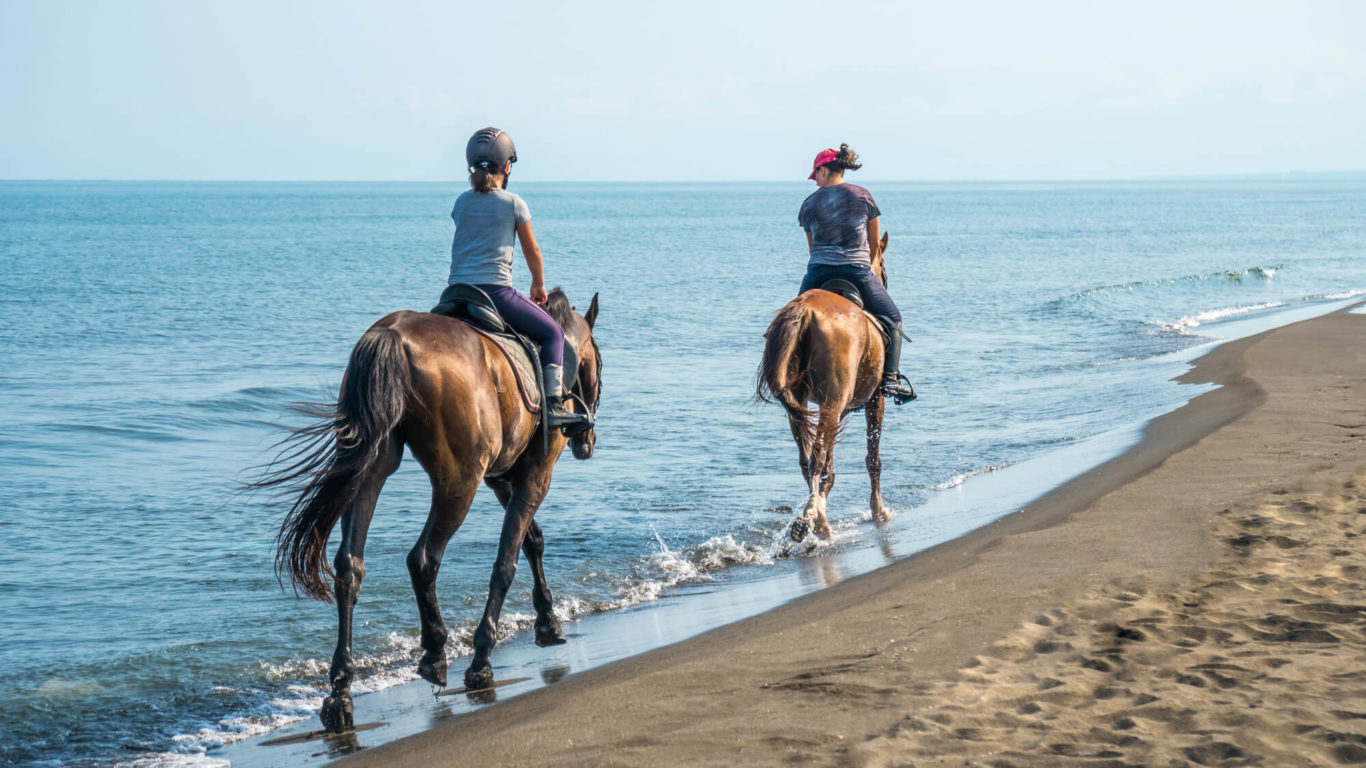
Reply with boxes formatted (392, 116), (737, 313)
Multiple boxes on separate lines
(478, 285), (564, 366)
(799, 264), (902, 323)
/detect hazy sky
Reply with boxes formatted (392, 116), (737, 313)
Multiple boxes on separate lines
(2, 0), (1363, 181)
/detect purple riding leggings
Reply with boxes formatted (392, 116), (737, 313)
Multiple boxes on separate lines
(478, 285), (564, 367)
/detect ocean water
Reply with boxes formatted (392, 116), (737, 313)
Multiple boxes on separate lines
(1, 180), (1363, 767)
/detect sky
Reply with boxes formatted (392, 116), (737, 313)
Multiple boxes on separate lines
(2, 0), (1363, 181)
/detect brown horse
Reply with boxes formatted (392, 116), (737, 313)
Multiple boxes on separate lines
(757, 232), (893, 542)
(253, 288), (601, 733)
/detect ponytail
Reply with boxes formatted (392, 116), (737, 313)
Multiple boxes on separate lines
(468, 163), (508, 193)
(834, 143), (862, 172)
(819, 143), (863, 177)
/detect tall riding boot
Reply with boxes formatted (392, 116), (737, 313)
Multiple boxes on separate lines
(875, 317), (917, 405)
(541, 364), (594, 435)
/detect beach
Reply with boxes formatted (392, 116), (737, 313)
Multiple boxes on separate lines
(339, 307), (1366, 767)
(7, 5), (1366, 764)
(5, 181), (1362, 767)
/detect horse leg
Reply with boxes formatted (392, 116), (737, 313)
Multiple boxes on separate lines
(793, 425), (823, 543)
(786, 406), (818, 541)
(523, 520), (567, 646)
(811, 407), (840, 540)
(321, 436), (402, 733)
(865, 395), (888, 521)
(465, 475), (548, 690)
(795, 406), (840, 542)
(487, 477), (566, 647)
(406, 470), (480, 688)
(786, 410), (813, 485)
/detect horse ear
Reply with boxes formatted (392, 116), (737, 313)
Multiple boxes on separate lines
(880, 231), (889, 253)
(584, 293), (599, 329)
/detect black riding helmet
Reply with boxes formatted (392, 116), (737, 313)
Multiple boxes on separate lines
(465, 127), (517, 172)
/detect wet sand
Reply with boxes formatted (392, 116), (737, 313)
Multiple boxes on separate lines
(341, 307), (1366, 767)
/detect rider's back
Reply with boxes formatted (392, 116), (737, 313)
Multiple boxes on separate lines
(447, 188), (530, 286)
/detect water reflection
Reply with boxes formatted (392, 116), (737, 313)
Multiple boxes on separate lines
(322, 731), (363, 756)
(540, 664), (571, 684)
(874, 521), (896, 563)
(799, 554), (843, 587)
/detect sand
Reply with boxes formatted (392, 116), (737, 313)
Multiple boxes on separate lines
(340, 307), (1366, 768)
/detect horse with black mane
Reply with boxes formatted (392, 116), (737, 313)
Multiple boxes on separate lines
(757, 232), (897, 542)
(253, 288), (601, 733)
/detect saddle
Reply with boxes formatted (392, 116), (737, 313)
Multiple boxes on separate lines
(819, 278), (864, 309)
(430, 284), (578, 413)
(816, 279), (892, 342)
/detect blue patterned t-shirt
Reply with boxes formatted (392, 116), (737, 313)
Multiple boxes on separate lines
(798, 183), (881, 267)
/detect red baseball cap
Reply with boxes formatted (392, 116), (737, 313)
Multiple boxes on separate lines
(808, 148), (838, 179)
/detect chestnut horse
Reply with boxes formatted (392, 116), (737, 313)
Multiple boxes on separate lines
(757, 232), (892, 542)
(254, 288), (600, 733)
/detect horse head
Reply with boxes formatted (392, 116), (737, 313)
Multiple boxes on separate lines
(872, 231), (890, 287)
(555, 291), (600, 460)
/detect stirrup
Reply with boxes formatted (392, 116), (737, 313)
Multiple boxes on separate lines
(880, 373), (917, 405)
(543, 398), (593, 436)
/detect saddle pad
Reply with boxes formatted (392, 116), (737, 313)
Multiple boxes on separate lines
(460, 320), (542, 413)
(454, 320), (582, 415)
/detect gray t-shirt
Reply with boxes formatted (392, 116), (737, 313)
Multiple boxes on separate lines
(447, 188), (531, 286)
(798, 183), (881, 267)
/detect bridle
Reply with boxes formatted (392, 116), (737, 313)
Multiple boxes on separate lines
(566, 335), (601, 425)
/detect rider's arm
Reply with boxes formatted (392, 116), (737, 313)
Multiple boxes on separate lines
(516, 220), (548, 304)
(805, 230), (813, 252)
(866, 216), (880, 261)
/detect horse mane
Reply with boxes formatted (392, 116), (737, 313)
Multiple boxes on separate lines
(544, 287), (573, 328)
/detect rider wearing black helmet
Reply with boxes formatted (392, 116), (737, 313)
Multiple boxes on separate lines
(465, 127), (518, 187)
(447, 127), (591, 433)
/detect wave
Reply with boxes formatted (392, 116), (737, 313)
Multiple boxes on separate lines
(1154, 301), (1288, 333)
(186, 386), (321, 415)
(928, 464), (1007, 491)
(1149, 290), (1366, 336)
(43, 421), (191, 443)
(1302, 288), (1366, 302)
(1042, 264), (1285, 313)
(123, 508), (889, 765)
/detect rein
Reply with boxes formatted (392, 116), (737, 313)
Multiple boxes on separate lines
(558, 335), (600, 448)
(566, 336), (601, 431)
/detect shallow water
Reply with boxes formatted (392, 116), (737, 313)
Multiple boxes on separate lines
(1, 180), (1363, 767)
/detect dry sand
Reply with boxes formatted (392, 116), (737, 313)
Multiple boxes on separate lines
(341, 308), (1366, 768)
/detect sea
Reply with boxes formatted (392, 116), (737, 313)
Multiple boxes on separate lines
(1, 180), (1363, 767)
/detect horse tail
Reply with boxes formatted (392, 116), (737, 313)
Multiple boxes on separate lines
(756, 300), (814, 441)
(250, 325), (411, 602)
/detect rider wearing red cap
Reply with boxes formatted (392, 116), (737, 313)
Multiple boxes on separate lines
(798, 144), (915, 403)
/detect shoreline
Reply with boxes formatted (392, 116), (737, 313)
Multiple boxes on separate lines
(323, 306), (1366, 766)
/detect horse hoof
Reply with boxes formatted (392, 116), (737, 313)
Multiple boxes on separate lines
(535, 621), (567, 647)
(816, 524), (833, 540)
(417, 652), (448, 687)
(464, 664), (494, 692)
(320, 694), (354, 733)
(790, 518), (809, 542)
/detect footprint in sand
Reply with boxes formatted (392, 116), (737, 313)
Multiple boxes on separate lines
(848, 471), (1366, 768)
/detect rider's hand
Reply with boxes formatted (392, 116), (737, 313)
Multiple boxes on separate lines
(530, 281), (548, 305)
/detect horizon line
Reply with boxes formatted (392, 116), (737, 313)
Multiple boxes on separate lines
(2, 170), (1364, 184)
